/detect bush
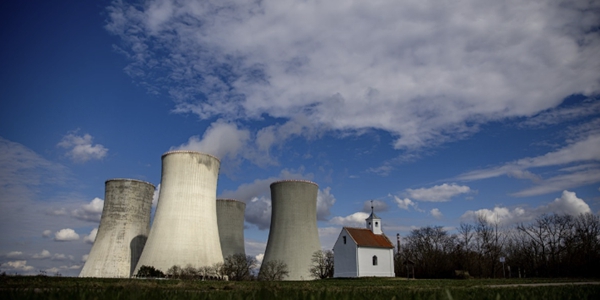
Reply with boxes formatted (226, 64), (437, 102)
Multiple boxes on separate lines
(135, 265), (165, 278)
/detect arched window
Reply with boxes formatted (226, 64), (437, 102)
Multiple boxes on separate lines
(372, 255), (378, 266)
(343, 236), (346, 244)
(375, 221), (379, 227)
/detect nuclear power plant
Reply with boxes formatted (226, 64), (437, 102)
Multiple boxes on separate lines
(79, 150), (326, 280)
(79, 179), (154, 278)
(133, 151), (224, 274)
(260, 180), (322, 280)
(216, 199), (246, 258)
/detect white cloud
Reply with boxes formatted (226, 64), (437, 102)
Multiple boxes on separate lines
(392, 196), (418, 211)
(82, 254), (89, 263)
(255, 253), (264, 264)
(45, 267), (62, 274)
(319, 226), (342, 250)
(71, 198), (104, 222)
(52, 253), (68, 261)
(539, 190), (591, 216)
(83, 228), (98, 244)
(511, 165), (600, 197)
(107, 0), (600, 151)
(32, 249), (51, 259)
(405, 183), (471, 202)
(54, 228), (80, 241)
(362, 200), (389, 212)
(172, 120), (251, 168)
(367, 164), (394, 177)
(245, 196), (272, 231)
(173, 118), (325, 169)
(152, 184), (160, 207)
(47, 208), (68, 216)
(5, 251), (23, 258)
(520, 100), (600, 127)
(329, 212), (369, 227)
(2, 260), (34, 271)
(245, 239), (267, 262)
(458, 134), (600, 182)
(461, 190), (591, 225)
(316, 187), (336, 221)
(462, 206), (529, 225)
(57, 132), (108, 163)
(253, 117), (324, 163)
(42, 230), (53, 238)
(430, 208), (443, 219)
(456, 117), (600, 196)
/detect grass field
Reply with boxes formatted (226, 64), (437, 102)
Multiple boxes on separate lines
(1, 276), (599, 299)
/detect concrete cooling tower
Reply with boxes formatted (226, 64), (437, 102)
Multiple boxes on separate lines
(79, 179), (154, 278)
(260, 180), (322, 280)
(133, 151), (223, 274)
(216, 199), (246, 258)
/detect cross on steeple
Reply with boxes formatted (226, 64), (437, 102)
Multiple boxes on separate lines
(365, 200), (382, 235)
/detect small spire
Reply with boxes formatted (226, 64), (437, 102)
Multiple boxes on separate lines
(371, 200), (374, 213)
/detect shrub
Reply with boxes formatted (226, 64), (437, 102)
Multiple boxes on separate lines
(135, 265), (165, 278)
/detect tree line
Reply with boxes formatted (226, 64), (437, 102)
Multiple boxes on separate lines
(396, 213), (600, 279)
(135, 254), (290, 281)
(135, 250), (335, 281)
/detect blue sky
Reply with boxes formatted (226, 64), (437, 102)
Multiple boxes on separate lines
(1, 0), (599, 276)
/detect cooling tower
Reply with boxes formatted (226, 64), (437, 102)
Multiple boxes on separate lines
(260, 180), (322, 280)
(79, 179), (154, 278)
(216, 199), (246, 258)
(133, 151), (223, 274)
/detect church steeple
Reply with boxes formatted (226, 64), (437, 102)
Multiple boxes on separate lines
(365, 200), (382, 235)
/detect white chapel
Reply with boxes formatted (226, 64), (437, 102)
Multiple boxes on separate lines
(332, 207), (395, 277)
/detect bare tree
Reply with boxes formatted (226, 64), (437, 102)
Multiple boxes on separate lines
(516, 214), (575, 277)
(258, 260), (289, 281)
(166, 265), (182, 279)
(404, 226), (458, 278)
(474, 215), (505, 278)
(212, 262), (226, 280)
(309, 250), (334, 279)
(568, 213), (599, 277)
(182, 264), (199, 279)
(458, 223), (475, 273)
(223, 253), (258, 281)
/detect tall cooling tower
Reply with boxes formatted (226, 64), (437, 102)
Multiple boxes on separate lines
(79, 179), (154, 278)
(260, 180), (322, 280)
(216, 199), (246, 258)
(133, 151), (223, 274)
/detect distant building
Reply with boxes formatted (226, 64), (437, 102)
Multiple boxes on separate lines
(333, 209), (394, 277)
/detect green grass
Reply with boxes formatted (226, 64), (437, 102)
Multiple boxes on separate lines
(1, 276), (599, 300)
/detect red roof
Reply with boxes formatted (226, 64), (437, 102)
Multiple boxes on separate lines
(344, 227), (394, 248)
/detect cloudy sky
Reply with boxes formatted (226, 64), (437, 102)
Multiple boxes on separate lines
(1, 0), (599, 276)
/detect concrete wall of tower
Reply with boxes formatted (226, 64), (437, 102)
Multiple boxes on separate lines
(133, 151), (223, 274)
(216, 199), (246, 259)
(79, 179), (154, 278)
(260, 180), (322, 280)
